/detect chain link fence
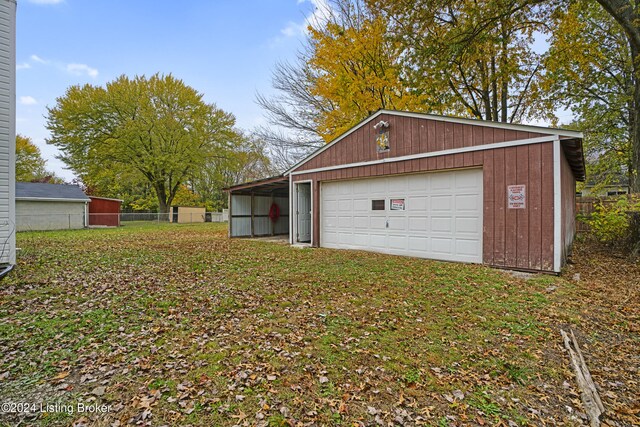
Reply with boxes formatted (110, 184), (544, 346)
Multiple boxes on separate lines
(16, 210), (228, 232)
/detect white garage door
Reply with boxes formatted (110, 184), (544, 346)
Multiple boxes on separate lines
(321, 169), (483, 263)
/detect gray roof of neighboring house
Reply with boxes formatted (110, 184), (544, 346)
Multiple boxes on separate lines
(16, 182), (90, 202)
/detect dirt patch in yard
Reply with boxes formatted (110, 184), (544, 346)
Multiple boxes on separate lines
(0, 224), (638, 426)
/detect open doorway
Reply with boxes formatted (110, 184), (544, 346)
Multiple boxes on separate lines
(294, 182), (312, 244)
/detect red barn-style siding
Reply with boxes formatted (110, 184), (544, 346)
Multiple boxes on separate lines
(88, 197), (121, 227)
(560, 149), (577, 265)
(289, 111), (584, 273)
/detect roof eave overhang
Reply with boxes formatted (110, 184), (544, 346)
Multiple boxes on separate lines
(16, 197), (91, 203)
(224, 175), (289, 194)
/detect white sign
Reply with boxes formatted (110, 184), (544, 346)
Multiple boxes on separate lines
(507, 185), (526, 209)
(390, 199), (405, 210)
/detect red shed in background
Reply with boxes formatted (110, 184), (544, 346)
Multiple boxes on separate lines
(88, 196), (122, 227)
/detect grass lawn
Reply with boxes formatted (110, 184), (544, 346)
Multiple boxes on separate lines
(0, 223), (637, 426)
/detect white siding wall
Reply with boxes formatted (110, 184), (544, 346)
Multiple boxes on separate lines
(16, 201), (88, 231)
(0, 0), (16, 264)
(230, 195), (251, 237)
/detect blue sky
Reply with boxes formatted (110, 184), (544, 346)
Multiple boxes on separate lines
(16, 0), (323, 180)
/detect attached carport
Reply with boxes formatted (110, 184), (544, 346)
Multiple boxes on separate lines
(225, 175), (290, 238)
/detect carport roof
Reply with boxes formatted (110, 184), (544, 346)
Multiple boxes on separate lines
(224, 175), (289, 195)
(16, 182), (90, 202)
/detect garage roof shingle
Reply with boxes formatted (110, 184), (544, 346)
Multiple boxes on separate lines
(16, 182), (90, 202)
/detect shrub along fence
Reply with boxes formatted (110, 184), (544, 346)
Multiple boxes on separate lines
(576, 194), (640, 253)
(576, 195), (639, 232)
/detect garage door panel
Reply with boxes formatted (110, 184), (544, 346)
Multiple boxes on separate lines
(323, 231), (339, 245)
(323, 215), (338, 228)
(324, 200), (338, 212)
(338, 182), (352, 195)
(431, 217), (452, 232)
(388, 176), (406, 192)
(387, 217), (406, 231)
(455, 194), (480, 211)
(408, 236), (429, 251)
(410, 196), (428, 211)
(338, 199), (352, 211)
(321, 169), (482, 263)
(432, 237), (452, 254)
(338, 215), (352, 228)
(388, 234), (407, 249)
(352, 233), (369, 246)
(339, 232), (354, 244)
(456, 217), (479, 233)
(370, 217), (386, 229)
(370, 234), (386, 248)
(432, 195), (452, 211)
(353, 216), (369, 229)
(408, 216), (428, 231)
(353, 198), (369, 212)
(456, 239), (480, 256)
(431, 174), (455, 191)
(455, 171), (481, 188)
(408, 174), (429, 191)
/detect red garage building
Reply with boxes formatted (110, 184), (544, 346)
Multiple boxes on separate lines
(88, 196), (122, 227)
(227, 110), (584, 274)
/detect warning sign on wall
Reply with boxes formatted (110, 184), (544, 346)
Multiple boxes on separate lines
(507, 185), (526, 209)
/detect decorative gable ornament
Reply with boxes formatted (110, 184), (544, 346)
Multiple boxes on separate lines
(373, 120), (390, 153)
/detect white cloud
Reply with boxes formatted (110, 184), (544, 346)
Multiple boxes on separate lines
(279, 0), (332, 38)
(28, 0), (65, 5)
(281, 22), (303, 37)
(270, 0), (332, 48)
(19, 96), (38, 106)
(30, 54), (48, 64)
(66, 63), (98, 78)
(16, 62), (31, 70)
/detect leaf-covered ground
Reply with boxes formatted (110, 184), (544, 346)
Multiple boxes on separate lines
(0, 223), (637, 426)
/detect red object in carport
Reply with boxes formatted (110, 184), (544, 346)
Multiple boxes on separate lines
(269, 203), (280, 223)
(88, 196), (122, 227)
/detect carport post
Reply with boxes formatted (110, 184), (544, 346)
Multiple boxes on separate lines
(250, 192), (255, 237)
(228, 191), (232, 237)
(270, 192), (275, 236)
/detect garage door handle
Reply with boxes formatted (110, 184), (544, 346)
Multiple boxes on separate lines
(386, 219), (389, 228)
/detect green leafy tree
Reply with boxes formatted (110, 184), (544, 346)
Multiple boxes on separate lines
(15, 134), (63, 183)
(592, 0), (640, 191)
(46, 73), (239, 214)
(16, 134), (47, 181)
(373, 0), (551, 123)
(189, 133), (274, 211)
(544, 0), (632, 192)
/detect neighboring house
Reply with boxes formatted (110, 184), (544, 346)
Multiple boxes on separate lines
(88, 196), (122, 227)
(578, 182), (630, 197)
(170, 206), (205, 223)
(227, 110), (585, 274)
(0, 0), (16, 275)
(16, 182), (91, 231)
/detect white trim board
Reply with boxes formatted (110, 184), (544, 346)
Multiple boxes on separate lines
(285, 110), (583, 175)
(553, 137), (562, 273)
(292, 180), (313, 246)
(289, 135), (557, 176)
